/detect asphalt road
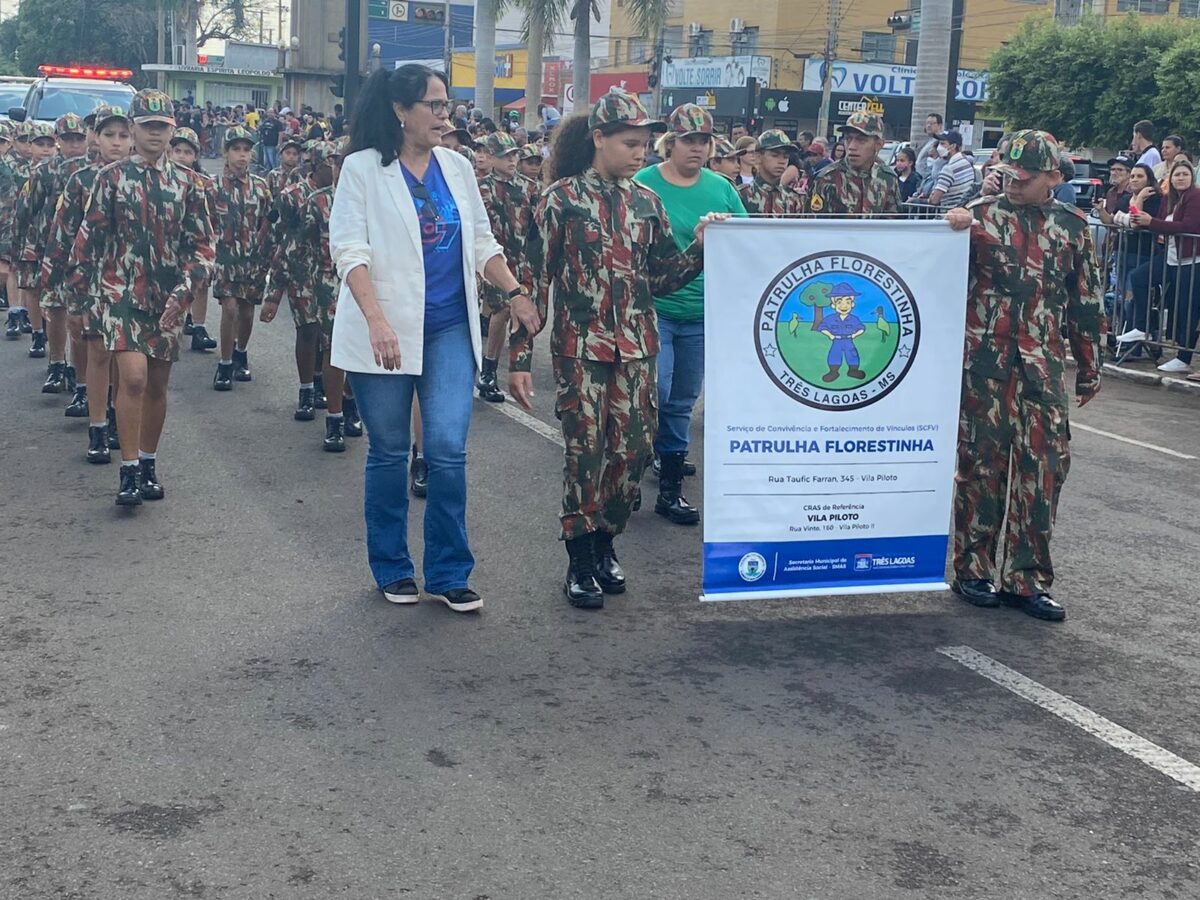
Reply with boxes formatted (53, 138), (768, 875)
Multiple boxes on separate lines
(3, 320), (1199, 900)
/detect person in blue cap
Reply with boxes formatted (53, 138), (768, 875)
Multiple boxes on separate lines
(818, 282), (867, 382)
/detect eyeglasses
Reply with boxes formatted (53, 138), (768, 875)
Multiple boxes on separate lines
(412, 100), (451, 116)
(410, 182), (441, 225)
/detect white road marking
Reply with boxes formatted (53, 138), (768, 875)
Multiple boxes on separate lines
(939, 645), (1200, 792)
(484, 395), (565, 447)
(1072, 422), (1197, 460)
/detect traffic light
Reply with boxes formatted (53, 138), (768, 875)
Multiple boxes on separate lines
(337, 27), (346, 62)
(330, 74), (345, 98)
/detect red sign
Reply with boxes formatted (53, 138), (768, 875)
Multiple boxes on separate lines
(590, 71), (650, 96)
(542, 61), (563, 96)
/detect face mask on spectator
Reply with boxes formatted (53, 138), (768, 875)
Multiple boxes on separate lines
(937, 145), (951, 159)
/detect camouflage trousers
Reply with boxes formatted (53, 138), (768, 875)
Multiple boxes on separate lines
(16, 260), (40, 292)
(100, 301), (182, 362)
(39, 282), (67, 310)
(953, 369), (1071, 595)
(553, 355), (657, 541)
(287, 290), (320, 329)
(67, 292), (103, 337)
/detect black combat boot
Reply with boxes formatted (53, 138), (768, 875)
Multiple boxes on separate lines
(19, 308), (31, 333)
(593, 531), (626, 594)
(232, 347), (251, 381)
(190, 325), (216, 352)
(138, 458), (164, 500)
(65, 385), (88, 417)
(652, 454), (697, 479)
(343, 395), (363, 437)
(655, 452), (700, 525)
(106, 403), (121, 449)
(4, 310), (19, 339)
(323, 416), (346, 453)
(64, 365), (76, 392)
(183, 311), (194, 335)
(116, 464), (142, 506)
(213, 361), (234, 391)
(476, 357), (505, 403)
(28, 329), (46, 358)
(41, 361), (66, 393)
(312, 371), (327, 408)
(294, 387), (316, 421)
(87, 425), (111, 464)
(564, 535), (604, 609)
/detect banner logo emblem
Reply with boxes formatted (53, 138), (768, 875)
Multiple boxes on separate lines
(754, 252), (919, 411)
(737, 552), (767, 582)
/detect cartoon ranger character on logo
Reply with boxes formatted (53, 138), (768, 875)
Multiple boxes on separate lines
(817, 281), (867, 382)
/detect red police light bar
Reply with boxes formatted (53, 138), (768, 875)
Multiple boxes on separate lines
(37, 65), (134, 81)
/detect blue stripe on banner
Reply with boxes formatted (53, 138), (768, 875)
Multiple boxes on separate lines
(703, 535), (949, 596)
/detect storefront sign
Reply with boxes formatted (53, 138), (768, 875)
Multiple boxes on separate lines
(803, 60), (988, 102)
(661, 55), (772, 90)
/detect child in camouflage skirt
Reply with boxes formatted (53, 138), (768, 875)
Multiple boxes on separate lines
(3, 122), (36, 338)
(67, 89), (215, 506)
(11, 121), (58, 357)
(169, 128), (219, 353)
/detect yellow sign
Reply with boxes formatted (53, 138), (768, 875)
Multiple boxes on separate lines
(451, 49), (529, 90)
(837, 95), (886, 116)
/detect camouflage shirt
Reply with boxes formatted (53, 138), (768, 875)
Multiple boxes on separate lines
(963, 194), (1104, 401)
(267, 164), (303, 199)
(67, 154), (215, 315)
(0, 154), (16, 255)
(212, 165), (272, 300)
(265, 176), (316, 304)
(510, 166), (703, 372)
(810, 159), (901, 216)
(737, 175), (806, 216)
(479, 170), (539, 306)
(42, 160), (107, 299)
(17, 154), (91, 276)
(298, 184), (337, 309)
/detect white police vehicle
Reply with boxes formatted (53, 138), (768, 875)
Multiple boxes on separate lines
(7, 65), (136, 124)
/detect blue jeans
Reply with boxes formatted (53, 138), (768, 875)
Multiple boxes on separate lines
(263, 144), (279, 171)
(654, 315), (705, 455)
(349, 321), (476, 592)
(1127, 258), (1199, 363)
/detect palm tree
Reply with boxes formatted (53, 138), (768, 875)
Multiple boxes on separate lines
(571, 0), (670, 112)
(520, 0), (566, 132)
(475, 0), (498, 118)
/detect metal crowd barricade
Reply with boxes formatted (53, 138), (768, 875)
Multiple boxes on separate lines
(1093, 218), (1200, 366)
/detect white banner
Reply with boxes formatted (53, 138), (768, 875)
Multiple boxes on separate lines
(701, 219), (969, 601)
(661, 55), (772, 90)
(802, 59), (990, 102)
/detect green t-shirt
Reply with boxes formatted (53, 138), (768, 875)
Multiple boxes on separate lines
(634, 165), (747, 322)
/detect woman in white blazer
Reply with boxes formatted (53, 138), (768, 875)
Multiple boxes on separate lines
(329, 65), (540, 614)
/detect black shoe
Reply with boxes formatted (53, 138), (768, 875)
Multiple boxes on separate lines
(86, 425), (111, 464)
(312, 372), (327, 409)
(28, 329), (46, 358)
(632, 486), (642, 512)
(430, 587), (483, 613)
(190, 325), (216, 352)
(655, 452), (700, 525)
(381, 577), (419, 605)
(564, 536), (604, 609)
(592, 531), (626, 594)
(41, 361), (66, 393)
(476, 357), (505, 402)
(65, 385), (88, 417)
(232, 348), (251, 381)
(410, 449), (427, 498)
(294, 387), (316, 421)
(106, 406), (120, 449)
(343, 396), (363, 437)
(213, 361), (234, 391)
(652, 454), (697, 479)
(323, 416), (346, 452)
(951, 578), (1000, 608)
(19, 309), (31, 334)
(183, 312), (194, 335)
(4, 310), (18, 339)
(116, 464), (142, 506)
(64, 365), (76, 392)
(1000, 590), (1066, 622)
(138, 458), (165, 500)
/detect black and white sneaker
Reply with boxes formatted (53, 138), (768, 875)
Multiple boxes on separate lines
(429, 588), (482, 613)
(381, 578), (419, 605)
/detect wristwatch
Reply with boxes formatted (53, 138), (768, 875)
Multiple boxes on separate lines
(507, 287), (527, 300)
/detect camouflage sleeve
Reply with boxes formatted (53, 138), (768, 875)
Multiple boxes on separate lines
(251, 183), (272, 283)
(1067, 226), (1105, 396)
(66, 173), (111, 298)
(789, 188), (808, 216)
(882, 175), (902, 215)
(10, 176), (34, 261)
(646, 194), (703, 298)
(18, 165), (50, 263)
(169, 176), (216, 307)
(41, 176), (84, 292)
(510, 191), (558, 373)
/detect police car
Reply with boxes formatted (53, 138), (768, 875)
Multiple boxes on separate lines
(7, 65), (136, 124)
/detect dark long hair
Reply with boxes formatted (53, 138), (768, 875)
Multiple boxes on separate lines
(348, 64), (449, 167)
(545, 113), (641, 182)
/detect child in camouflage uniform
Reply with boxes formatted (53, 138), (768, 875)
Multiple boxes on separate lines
(211, 125), (271, 390)
(168, 127), (219, 353)
(517, 143), (544, 185)
(67, 89), (215, 506)
(11, 121), (58, 357)
(738, 130), (806, 216)
(476, 131), (538, 403)
(809, 111), (901, 217)
(0, 123), (15, 318)
(3, 123), (36, 338)
(43, 104), (133, 462)
(267, 137), (304, 197)
(508, 89), (716, 610)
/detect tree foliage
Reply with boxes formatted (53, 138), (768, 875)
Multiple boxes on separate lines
(1, 0), (159, 83)
(987, 14), (1200, 149)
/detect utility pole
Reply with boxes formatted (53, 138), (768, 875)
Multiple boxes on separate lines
(344, 0), (363, 116)
(816, 0), (840, 140)
(156, 0), (167, 91)
(444, 1), (453, 81)
(649, 31), (665, 119)
(909, 0), (952, 145)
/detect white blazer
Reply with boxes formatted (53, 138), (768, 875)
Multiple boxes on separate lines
(328, 145), (504, 375)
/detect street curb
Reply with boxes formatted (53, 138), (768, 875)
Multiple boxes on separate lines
(1163, 375), (1200, 396)
(1066, 355), (1200, 392)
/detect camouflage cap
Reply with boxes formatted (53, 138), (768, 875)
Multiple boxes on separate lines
(667, 103), (714, 138)
(756, 129), (795, 151)
(170, 127), (201, 152)
(457, 145), (476, 165)
(838, 109), (885, 139)
(334, 135), (351, 157)
(30, 121), (56, 142)
(445, 127), (475, 148)
(280, 135), (305, 152)
(588, 88), (666, 133)
(55, 112), (86, 137)
(484, 131), (519, 156)
(224, 125), (255, 147)
(0, 121), (11, 142)
(517, 143), (542, 162)
(997, 129), (1061, 181)
(308, 140), (338, 167)
(712, 137), (736, 159)
(14, 121), (34, 141)
(91, 103), (131, 130)
(130, 88), (175, 124)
